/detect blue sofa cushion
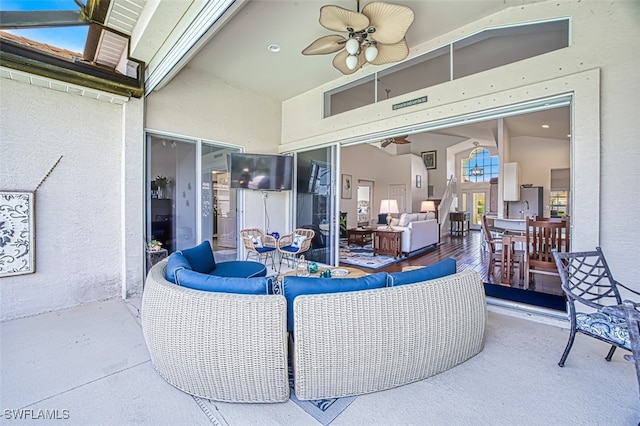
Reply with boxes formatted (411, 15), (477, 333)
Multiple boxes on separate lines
(175, 269), (271, 294)
(180, 241), (216, 274)
(211, 260), (267, 278)
(165, 252), (192, 284)
(282, 272), (388, 332)
(388, 258), (456, 286)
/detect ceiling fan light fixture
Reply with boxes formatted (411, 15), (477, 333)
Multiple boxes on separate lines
(345, 37), (360, 55)
(304, 1), (414, 75)
(365, 44), (378, 62)
(346, 54), (358, 70)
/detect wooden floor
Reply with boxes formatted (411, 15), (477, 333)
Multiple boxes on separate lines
(367, 229), (563, 297)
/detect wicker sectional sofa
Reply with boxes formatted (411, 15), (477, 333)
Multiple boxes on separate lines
(291, 269), (486, 400)
(142, 257), (486, 403)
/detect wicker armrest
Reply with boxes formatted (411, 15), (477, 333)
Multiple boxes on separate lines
(262, 234), (277, 248)
(142, 261), (289, 403)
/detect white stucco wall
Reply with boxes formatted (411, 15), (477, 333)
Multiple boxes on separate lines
(145, 66), (288, 237)
(0, 79), (144, 320)
(281, 0), (640, 289)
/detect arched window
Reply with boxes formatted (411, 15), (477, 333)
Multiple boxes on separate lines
(461, 148), (499, 183)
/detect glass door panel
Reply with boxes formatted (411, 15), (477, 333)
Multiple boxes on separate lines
(295, 147), (337, 265)
(201, 143), (240, 262)
(460, 189), (488, 230)
(147, 134), (196, 254)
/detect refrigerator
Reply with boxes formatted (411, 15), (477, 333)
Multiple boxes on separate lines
(507, 186), (543, 219)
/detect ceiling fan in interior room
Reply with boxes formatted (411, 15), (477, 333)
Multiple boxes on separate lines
(380, 135), (410, 147)
(302, 1), (415, 75)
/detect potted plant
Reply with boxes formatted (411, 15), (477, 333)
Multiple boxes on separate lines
(148, 239), (163, 252)
(339, 212), (347, 238)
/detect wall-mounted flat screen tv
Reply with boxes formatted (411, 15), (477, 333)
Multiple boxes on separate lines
(229, 152), (293, 191)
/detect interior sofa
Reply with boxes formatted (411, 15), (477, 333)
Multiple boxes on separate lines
(142, 245), (486, 403)
(376, 212), (440, 255)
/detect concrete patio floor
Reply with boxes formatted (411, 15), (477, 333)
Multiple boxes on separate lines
(1, 296), (638, 425)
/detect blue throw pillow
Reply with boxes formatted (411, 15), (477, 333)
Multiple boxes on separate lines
(378, 213), (387, 225)
(282, 272), (388, 332)
(388, 258), (456, 286)
(165, 252), (192, 283)
(175, 269), (271, 294)
(180, 241), (216, 274)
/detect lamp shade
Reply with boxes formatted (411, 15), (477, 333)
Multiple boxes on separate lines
(420, 200), (436, 212)
(379, 199), (399, 214)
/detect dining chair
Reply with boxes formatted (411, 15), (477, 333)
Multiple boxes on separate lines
(524, 217), (569, 289)
(481, 215), (522, 283)
(552, 247), (640, 367)
(277, 228), (315, 270)
(239, 228), (277, 269)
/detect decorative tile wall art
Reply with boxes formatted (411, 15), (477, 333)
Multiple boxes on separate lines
(0, 191), (36, 277)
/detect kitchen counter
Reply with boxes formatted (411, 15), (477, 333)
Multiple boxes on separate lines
(486, 216), (526, 231)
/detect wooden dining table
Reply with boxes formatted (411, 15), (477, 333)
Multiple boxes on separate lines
(500, 231), (526, 284)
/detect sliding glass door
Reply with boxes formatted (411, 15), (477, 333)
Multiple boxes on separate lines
(146, 132), (240, 264)
(295, 146), (338, 266)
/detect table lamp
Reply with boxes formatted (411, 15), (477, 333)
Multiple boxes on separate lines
(379, 199), (399, 230)
(420, 200), (436, 213)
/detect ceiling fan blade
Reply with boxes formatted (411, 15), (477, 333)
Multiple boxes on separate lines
(332, 49), (365, 75)
(302, 34), (346, 55)
(394, 137), (411, 144)
(319, 5), (369, 33)
(362, 2), (414, 45)
(369, 38), (409, 65)
(381, 139), (392, 147)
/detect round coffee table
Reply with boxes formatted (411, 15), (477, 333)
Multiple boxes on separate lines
(278, 265), (366, 280)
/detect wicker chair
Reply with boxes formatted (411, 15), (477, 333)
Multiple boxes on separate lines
(240, 228), (277, 269)
(277, 228), (314, 270)
(552, 247), (640, 367)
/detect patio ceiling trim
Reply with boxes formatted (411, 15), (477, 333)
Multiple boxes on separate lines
(144, 0), (243, 95)
(0, 37), (144, 98)
(0, 65), (129, 104)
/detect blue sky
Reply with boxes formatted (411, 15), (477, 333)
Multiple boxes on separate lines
(1, 0), (88, 53)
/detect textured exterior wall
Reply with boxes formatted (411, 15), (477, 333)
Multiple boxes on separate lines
(0, 79), (143, 320)
(281, 0), (640, 289)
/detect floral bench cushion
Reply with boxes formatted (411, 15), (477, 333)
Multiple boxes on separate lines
(576, 312), (630, 349)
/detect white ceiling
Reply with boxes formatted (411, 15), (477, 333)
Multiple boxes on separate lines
(189, 0), (545, 101)
(176, 0), (569, 141)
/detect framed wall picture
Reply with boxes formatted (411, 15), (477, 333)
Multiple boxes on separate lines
(0, 191), (36, 277)
(421, 151), (437, 170)
(341, 174), (352, 199)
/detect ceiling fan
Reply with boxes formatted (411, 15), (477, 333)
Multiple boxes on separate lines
(381, 135), (410, 147)
(302, 1), (415, 75)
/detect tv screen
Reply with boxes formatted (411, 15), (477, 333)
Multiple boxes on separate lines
(229, 153), (293, 191)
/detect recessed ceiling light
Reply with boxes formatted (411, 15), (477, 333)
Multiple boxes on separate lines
(541, 124), (550, 128)
(567, 134), (571, 138)
(268, 44), (280, 53)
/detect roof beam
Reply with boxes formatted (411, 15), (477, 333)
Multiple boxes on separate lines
(0, 11), (88, 29)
